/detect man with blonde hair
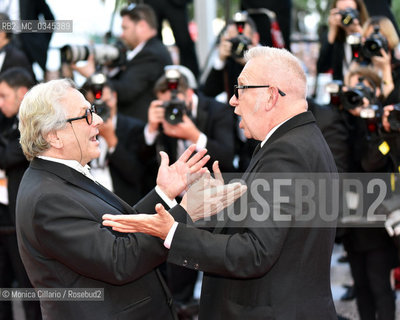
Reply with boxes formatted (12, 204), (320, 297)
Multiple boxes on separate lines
(15, 79), (244, 319)
(104, 46), (339, 319)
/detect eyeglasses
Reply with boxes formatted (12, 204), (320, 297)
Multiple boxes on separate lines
(234, 85), (286, 99)
(66, 105), (97, 125)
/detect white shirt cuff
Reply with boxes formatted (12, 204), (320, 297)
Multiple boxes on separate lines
(213, 56), (226, 70)
(195, 133), (207, 151)
(144, 124), (159, 145)
(155, 185), (177, 208)
(164, 221), (178, 249)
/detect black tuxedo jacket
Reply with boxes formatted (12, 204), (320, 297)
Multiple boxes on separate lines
(0, 117), (29, 224)
(156, 93), (235, 172)
(111, 37), (172, 122)
(16, 158), (187, 319)
(106, 114), (148, 205)
(167, 112), (338, 319)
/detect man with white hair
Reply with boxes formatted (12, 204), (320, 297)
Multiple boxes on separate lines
(15, 79), (243, 319)
(104, 46), (339, 319)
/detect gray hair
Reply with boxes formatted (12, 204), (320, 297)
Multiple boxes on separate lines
(19, 79), (75, 161)
(244, 46), (307, 98)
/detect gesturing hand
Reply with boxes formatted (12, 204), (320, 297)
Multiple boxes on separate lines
(102, 203), (175, 240)
(156, 144), (210, 200)
(181, 161), (247, 221)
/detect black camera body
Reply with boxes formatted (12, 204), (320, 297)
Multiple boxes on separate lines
(326, 79), (375, 111)
(60, 41), (127, 67)
(326, 78), (382, 133)
(388, 104), (400, 132)
(229, 12), (251, 59)
(162, 68), (186, 125)
(340, 80), (375, 111)
(362, 25), (389, 59)
(339, 8), (359, 26)
(88, 73), (111, 122)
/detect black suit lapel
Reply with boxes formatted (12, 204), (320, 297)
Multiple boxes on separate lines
(31, 158), (135, 214)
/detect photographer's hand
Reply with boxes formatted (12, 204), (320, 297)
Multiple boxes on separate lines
(162, 115), (201, 142)
(71, 54), (96, 78)
(382, 105), (394, 132)
(372, 49), (394, 98)
(148, 100), (165, 133)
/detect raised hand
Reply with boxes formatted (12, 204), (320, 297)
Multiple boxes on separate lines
(156, 144), (210, 199)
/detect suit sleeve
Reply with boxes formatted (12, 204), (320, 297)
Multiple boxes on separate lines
(167, 142), (310, 278)
(33, 192), (168, 286)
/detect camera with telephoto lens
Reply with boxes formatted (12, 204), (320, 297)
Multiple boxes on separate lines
(229, 12), (251, 59)
(362, 25), (389, 59)
(60, 40), (127, 67)
(162, 67), (187, 125)
(339, 8), (359, 26)
(388, 104), (400, 132)
(88, 72), (111, 122)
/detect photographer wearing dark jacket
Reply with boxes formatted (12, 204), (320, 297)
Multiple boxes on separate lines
(322, 66), (399, 320)
(201, 14), (260, 171)
(317, 0), (369, 81)
(146, 66), (235, 172)
(358, 16), (400, 106)
(73, 4), (172, 122)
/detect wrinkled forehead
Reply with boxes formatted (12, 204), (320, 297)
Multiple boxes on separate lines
(62, 88), (91, 115)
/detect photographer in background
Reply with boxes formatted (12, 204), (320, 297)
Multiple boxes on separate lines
(317, 0), (369, 81)
(358, 16), (400, 105)
(81, 79), (150, 205)
(324, 66), (399, 320)
(73, 4), (172, 122)
(0, 13), (34, 78)
(146, 66), (235, 172)
(201, 13), (260, 171)
(202, 13), (259, 100)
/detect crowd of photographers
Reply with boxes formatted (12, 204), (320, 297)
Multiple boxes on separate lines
(1, 0), (400, 319)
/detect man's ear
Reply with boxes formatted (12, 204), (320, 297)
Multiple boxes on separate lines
(46, 131), (63, 149)
(264, 87), (279, 111)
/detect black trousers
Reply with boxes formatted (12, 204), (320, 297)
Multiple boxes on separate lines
(143, 0), (199, 78)
(348, 247), (396, 320)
